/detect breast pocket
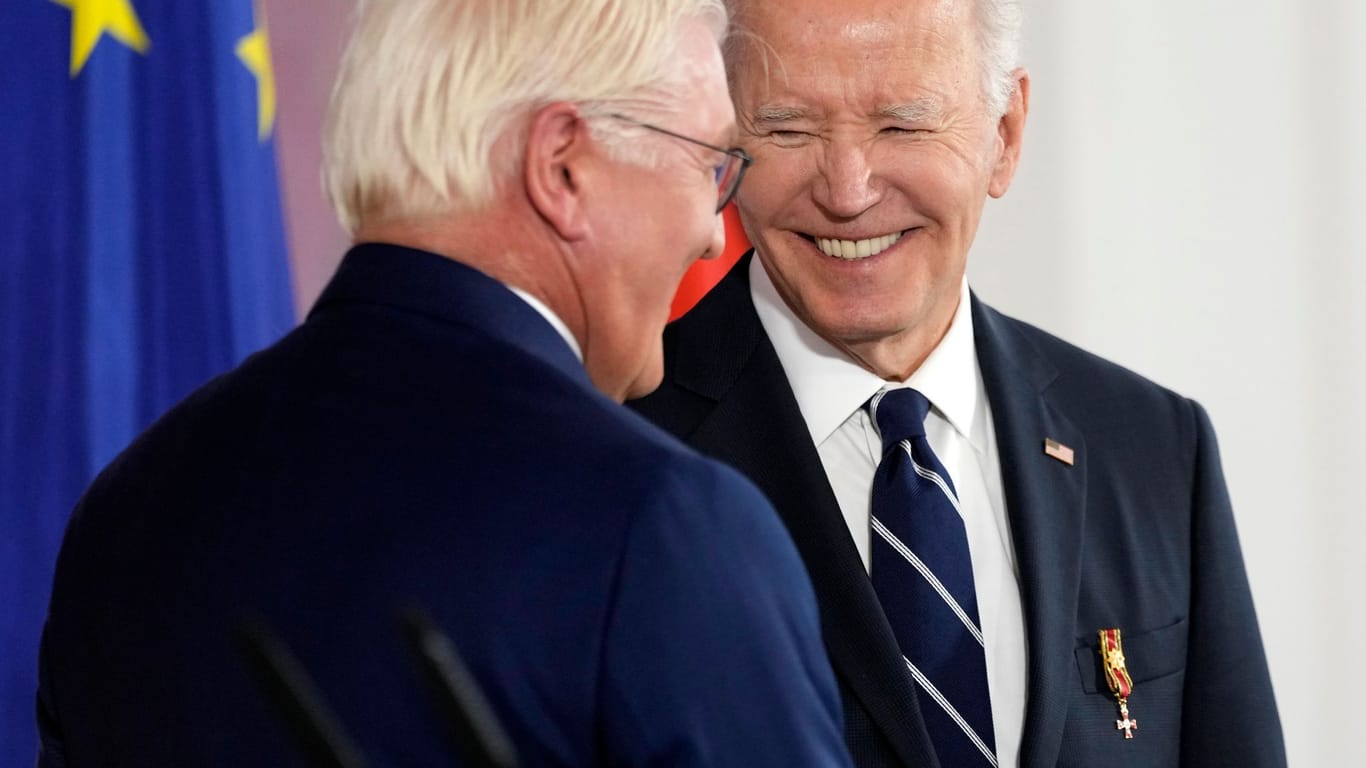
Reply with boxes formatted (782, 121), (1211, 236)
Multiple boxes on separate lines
(1074, 617), (1188, 694)
(1057, 618), (1189, 767)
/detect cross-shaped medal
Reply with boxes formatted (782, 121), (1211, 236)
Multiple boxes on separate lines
(1099, 629), (1138, 740)
(1115, 699), (1138, 739)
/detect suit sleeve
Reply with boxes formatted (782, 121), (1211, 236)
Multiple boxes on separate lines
(598, 459), (852, 768)
(1180, 401), (1286, 767)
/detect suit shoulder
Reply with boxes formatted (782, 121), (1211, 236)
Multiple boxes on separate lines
(986, 305), (1198, 412)
(979, 302), (1209, 468)
(604, 407), (774, 516)
(579, 402), (799, 564)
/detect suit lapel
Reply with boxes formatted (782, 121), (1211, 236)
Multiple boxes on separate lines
(672, 258), (937, 768)
(972, 298), (1087, 768)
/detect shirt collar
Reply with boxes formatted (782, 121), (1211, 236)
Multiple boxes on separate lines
(508, 285), (583, 362)
(749, 257), (981, 447)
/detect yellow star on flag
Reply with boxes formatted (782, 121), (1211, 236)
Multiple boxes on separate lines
(235, 9), (277, 141)
(51, 0), (151, 77)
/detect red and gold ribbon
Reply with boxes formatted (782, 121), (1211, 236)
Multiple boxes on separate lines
(1098, 628), (1138, 739)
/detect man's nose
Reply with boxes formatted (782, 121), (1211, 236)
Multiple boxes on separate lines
(814, 140), (881, 218)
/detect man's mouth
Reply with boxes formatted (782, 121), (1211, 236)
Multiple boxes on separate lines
(802, 231), (905, 260)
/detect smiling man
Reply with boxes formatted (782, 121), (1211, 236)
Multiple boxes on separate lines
(632, 0), (1286, 765)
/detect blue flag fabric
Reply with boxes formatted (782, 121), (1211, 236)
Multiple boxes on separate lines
(0, 2), (295, 762)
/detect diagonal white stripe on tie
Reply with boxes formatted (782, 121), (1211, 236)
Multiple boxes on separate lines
(871, 516), (984, 646)
(899, 441), (962, 515)
(905, 657), (999, 767)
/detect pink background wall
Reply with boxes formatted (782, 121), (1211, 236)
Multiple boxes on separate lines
(264, 0), (352, 318)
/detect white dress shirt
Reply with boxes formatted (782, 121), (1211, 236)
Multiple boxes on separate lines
(750, 258), (1027, 767)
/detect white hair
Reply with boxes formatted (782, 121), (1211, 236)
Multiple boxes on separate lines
(974, 0), (1024, 117)
(323, 0), (728, 234)
(723, 0), (1023, 117)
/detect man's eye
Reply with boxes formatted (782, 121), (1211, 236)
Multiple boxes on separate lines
(768, 130), (811, 145)
(883, 126), (930, 136)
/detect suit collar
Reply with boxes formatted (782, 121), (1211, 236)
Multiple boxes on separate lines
(311, 243), (588, 386)
(673, 253), (939, 768)
(971, 297), (1087, 768)
(748, 257), (881, 444)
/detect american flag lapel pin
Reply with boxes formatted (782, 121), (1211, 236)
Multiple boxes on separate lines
(1043, 438), (1075, 466)
(1099, 628), (1138, 739)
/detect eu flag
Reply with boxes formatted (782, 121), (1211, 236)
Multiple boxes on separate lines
(0, 2), (295, 761)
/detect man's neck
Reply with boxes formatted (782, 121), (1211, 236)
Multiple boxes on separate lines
(826, 312), (956, 383)
(352, 208), (588, 351)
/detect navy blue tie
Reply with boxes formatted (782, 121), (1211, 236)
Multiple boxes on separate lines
(868, 388), (997, 767)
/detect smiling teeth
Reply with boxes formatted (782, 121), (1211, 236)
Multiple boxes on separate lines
(816, 232), (903, 260)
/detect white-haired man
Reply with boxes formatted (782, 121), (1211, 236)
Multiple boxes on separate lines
(36, 1), (852, 765)
(633, 0), (1286, 765)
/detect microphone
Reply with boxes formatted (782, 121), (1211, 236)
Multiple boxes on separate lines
(234, 618), (368, 768)
(398, 604), (519, 768)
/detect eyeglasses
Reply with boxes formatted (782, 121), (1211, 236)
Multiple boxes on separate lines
(607, 113), (752, 213)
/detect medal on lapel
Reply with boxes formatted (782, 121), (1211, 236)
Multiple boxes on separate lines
(1098, 628), (1138, 739)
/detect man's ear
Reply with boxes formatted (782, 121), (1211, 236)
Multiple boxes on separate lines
(524, 102), (593, 242)
(988, 67), (1030, 199)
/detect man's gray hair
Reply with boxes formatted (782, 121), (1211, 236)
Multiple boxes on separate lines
(323, 0), (727, 234)
(723, 0), (1023, 117)
(976, 0), (1024, 117)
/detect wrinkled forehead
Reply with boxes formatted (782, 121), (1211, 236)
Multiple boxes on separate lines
(727, 0), (979, 109)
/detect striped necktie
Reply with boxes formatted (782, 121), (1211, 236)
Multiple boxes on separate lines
(867, 387), (997, 767)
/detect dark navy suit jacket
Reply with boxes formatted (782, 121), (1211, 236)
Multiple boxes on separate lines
(36, 244), (851, 767)
(631, 255), (1285, 767)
